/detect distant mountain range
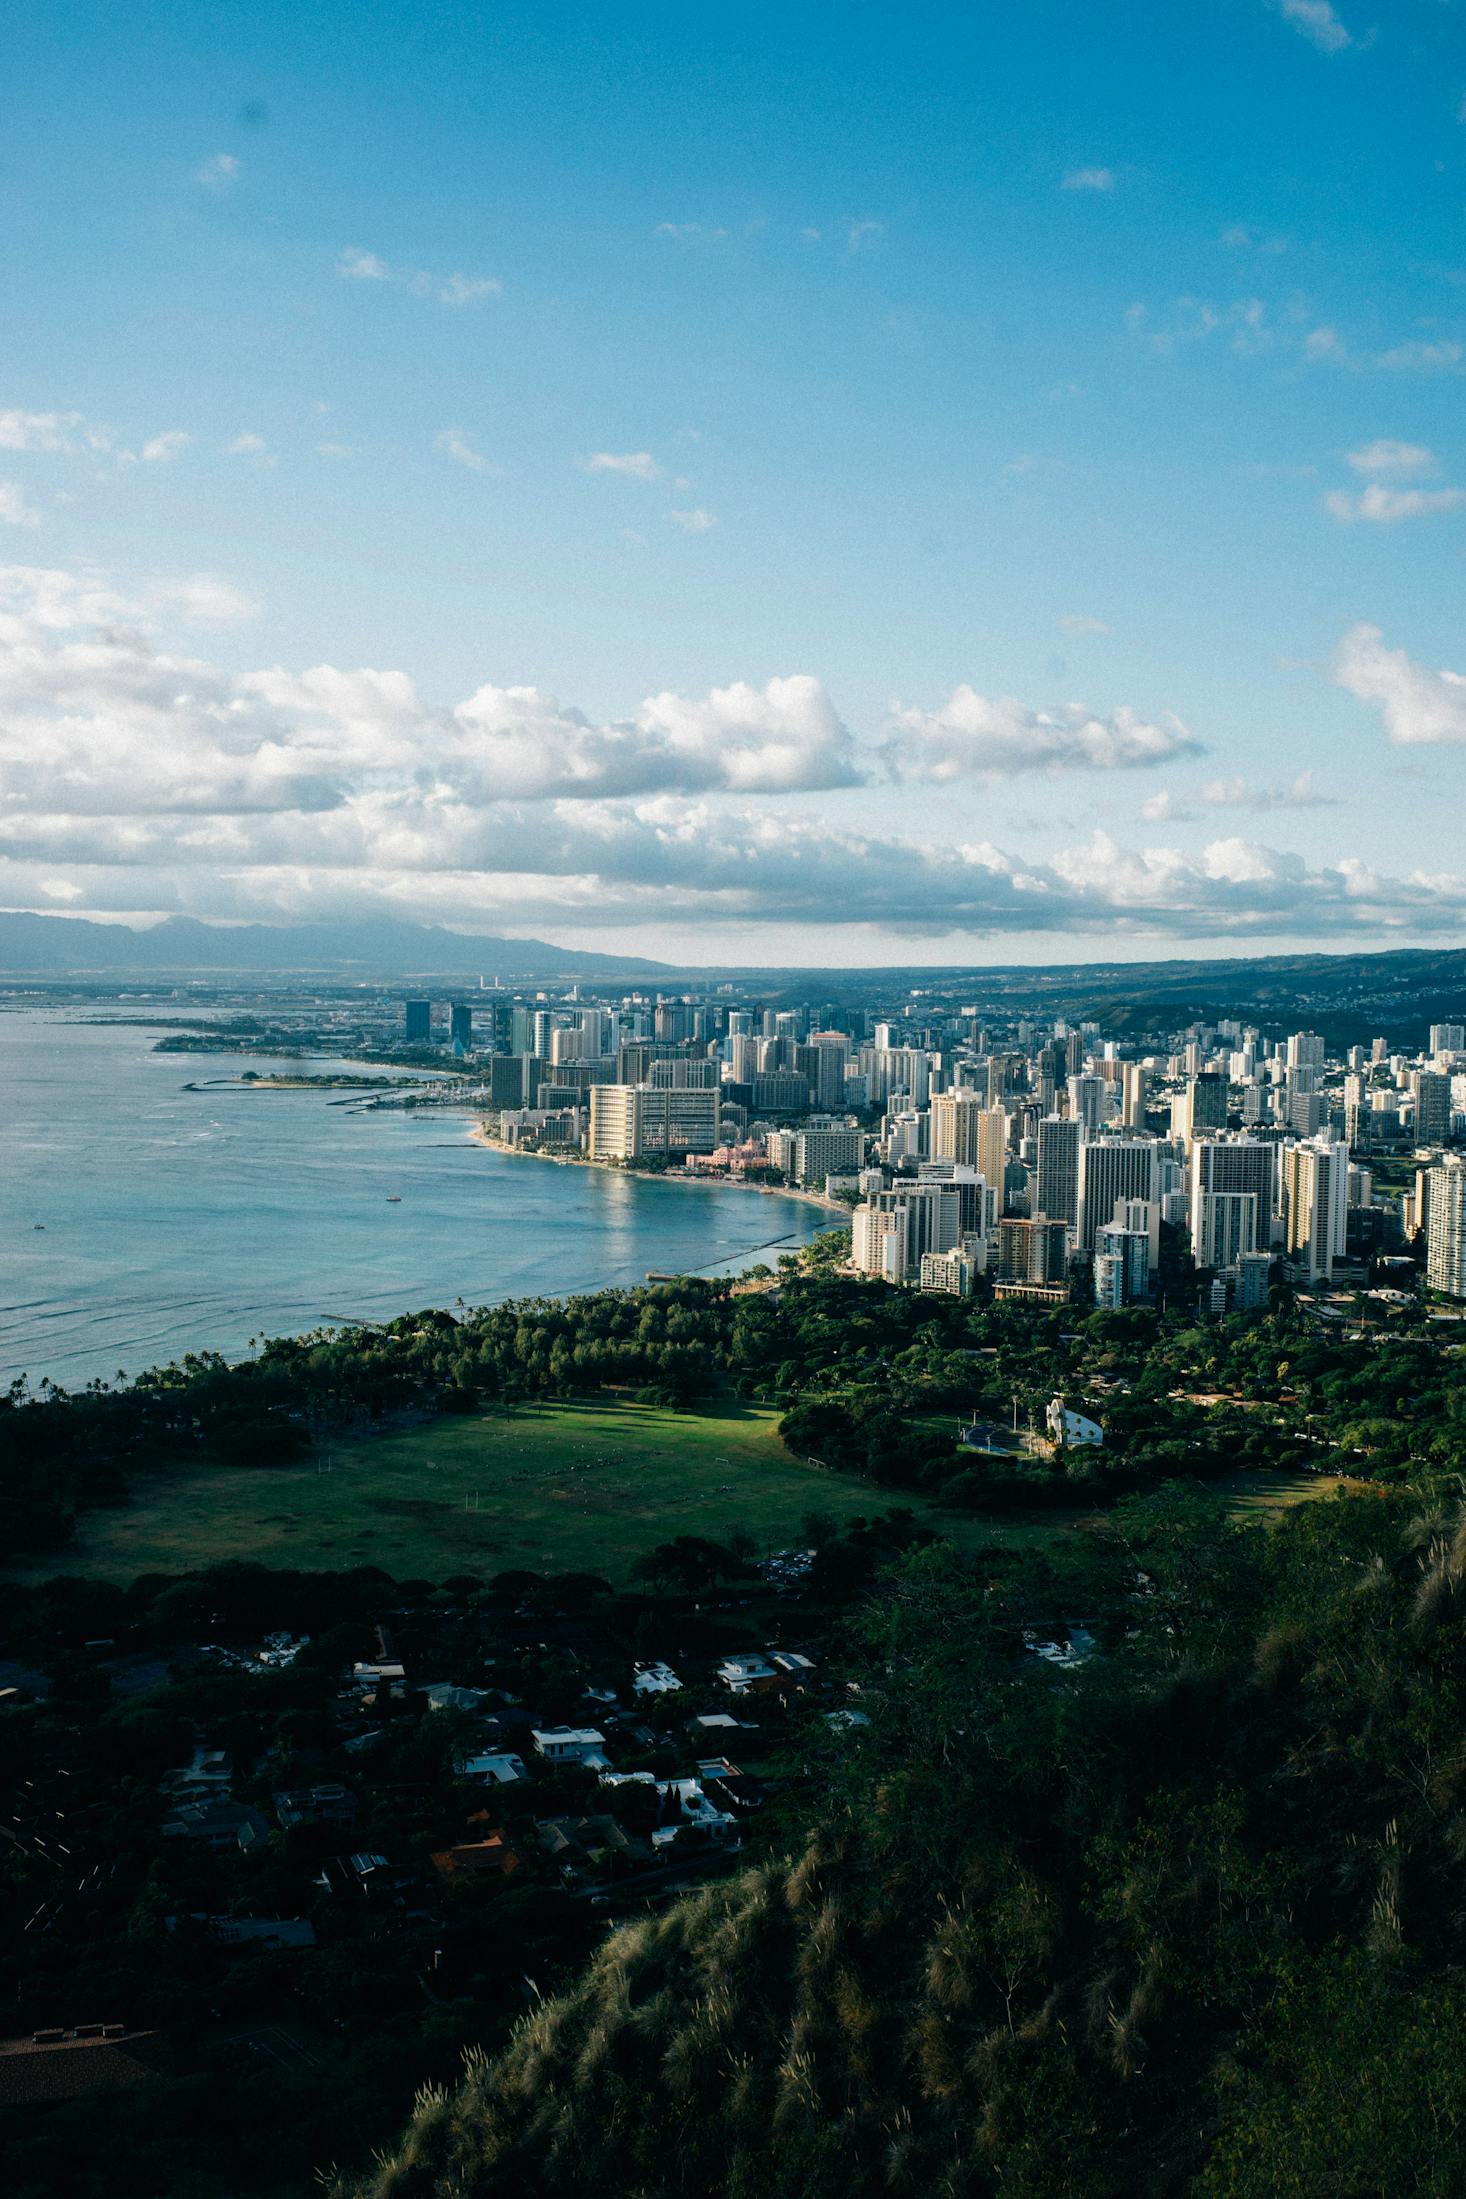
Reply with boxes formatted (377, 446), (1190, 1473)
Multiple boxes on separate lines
(0, 911), (668, 979)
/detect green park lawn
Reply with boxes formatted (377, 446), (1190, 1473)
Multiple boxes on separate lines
(7, 1395), (1361, 1590)
(12, 1397), (1016, 1588)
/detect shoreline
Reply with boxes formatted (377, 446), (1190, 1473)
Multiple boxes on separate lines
(464, 1122), (852, 1223)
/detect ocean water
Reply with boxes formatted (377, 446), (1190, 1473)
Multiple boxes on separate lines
(0, 1012), (829, 1390)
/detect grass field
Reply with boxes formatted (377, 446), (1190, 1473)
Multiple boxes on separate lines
(1216, 1467), (1367, 1516)
(8, 1399), (1365, 1589)
(13, 1398), (1027, 1588)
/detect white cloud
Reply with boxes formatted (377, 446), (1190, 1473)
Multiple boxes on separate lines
(1221, 225), (1287, 254)
(225, 433), (269, 457)
(0, 567), (857, 833)
(1060, 614), (1110, 635)
(0, 483), (40, 527)
(846, 219), (885, 255)
(1347, 439), (1435, 476)
(883, 687), (1201, 781)
(1202, 771), (1332, 810)
(1061, 167), (1116, 192)
(1335, 623), (1466, 745)
(438, 273), (502, 305)
(1128, 295), (1275, 358)
(669, 507), (717, 532)
(1305, 325), (1345, 360)
(654, 222), (729, 240)
(338, 247), (392, 281)
(5, 794), (1461, 945)
(9, 562), (1463, 947)
(1326, 482), (1463, 523)
(195, 153), (240, 190)
(140, 431), (191, 464)
(1276, 0), (1353, 54)
(146, 574), (260, 626)
(337, 249), (499, 304)
(435, 429), (496, 474)
(1376, 340), (1464, 371)
(586, 451), (661, 480)
(0, 410), (82, 453)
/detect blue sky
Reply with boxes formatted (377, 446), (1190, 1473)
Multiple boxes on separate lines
(5, 0), (1466, 963)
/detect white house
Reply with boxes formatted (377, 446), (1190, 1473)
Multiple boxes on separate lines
(716, 1649), (817, 1695)
(424, 1682), (489, 1714)
(716, 1653), (776, 1693)
(455, 1751), (529, 1786)
(531, 1726), (611, 1770)
(632, 1660), (683, 1695)
(1046, 1398), (1104, 1449)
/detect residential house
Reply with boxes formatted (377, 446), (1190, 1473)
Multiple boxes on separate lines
(531, 1726), (611, 1769)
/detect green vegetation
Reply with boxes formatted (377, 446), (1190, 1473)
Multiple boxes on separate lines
(339, 1477), (1466, 2199)
(5, 1399), (995, 1586)
(11, 1270), (1466, 2198)
(5, 1271), (1446, 1565)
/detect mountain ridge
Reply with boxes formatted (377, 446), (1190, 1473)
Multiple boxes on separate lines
(0, 911), (668, 978)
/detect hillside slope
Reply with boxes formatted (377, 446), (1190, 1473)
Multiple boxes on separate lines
(338, 1490), (1466, 2199)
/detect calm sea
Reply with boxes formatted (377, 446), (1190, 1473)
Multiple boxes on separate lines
(0, 1012), (828, 1390)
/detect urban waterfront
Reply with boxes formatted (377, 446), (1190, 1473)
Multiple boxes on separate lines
(0, 1012), (827, 1390)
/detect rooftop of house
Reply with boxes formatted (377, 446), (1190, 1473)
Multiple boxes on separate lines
(0, 2027), (172, 2105)
(430, 1834), (522, 1882)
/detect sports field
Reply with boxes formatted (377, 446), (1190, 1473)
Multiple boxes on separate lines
(12, 1398), (996, 1587)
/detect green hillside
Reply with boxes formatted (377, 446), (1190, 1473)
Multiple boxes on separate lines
(337, 1481), (1466, 2199)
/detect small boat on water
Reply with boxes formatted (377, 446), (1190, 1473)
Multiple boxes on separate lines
(386, 1194), (402, 1203)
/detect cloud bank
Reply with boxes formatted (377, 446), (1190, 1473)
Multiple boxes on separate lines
(883, 688), (1200, 780)
(3, 566), (1458, 946)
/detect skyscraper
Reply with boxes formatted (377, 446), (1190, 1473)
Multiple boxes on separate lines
(449, 1002), (473, 1053)
(976, 1108), (1010, 1210)
(1184, 1073), (1229, 1141)
(1427, 1158), (1466, 1298)
(996, 1217), (1071, 1289)
(1190, 1138), (1276, 1269)
(1093, 1223), (1151, 1305)
(403, 999), (432, 1045)
(930, 1090), (984, 1169)
(1281, 1138), (1349, 1281)
(1035, 1114), (1083, 1231)
(1121, 1062), (1150, 1129)
(1414, 1069), (1452, 1148)
(1066, 1073), (1107, 1131)
(1077, 1138), (1160, 1251)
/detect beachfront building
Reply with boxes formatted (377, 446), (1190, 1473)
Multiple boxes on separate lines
(588, 1082), (719, 1163)
(791, 1119), (865, 1190)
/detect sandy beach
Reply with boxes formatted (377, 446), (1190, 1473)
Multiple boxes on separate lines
(465, 1121), (852, 1223)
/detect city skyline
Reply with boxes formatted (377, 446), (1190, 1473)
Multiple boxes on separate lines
(7, 1), (1466, 963)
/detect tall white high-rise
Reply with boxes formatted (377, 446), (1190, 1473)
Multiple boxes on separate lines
(1280, 1137), (1349, 1281)
(1427, 1156), (1466, 1299)
(1190, 1138), (1276, 1268)
(1067, 1073), (1107, 1131)
(1121, 1061), (1150, 1128)
(1093, 1223), (1151, 1305)
(930, 1089), (984, 1169)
